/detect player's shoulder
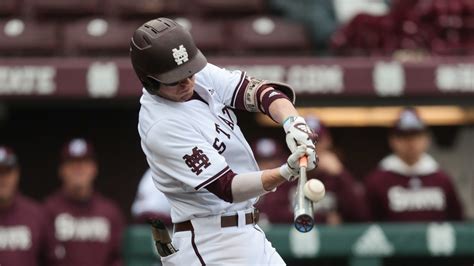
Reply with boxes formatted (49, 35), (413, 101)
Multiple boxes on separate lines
(364, 168), (392, 183)
(43, 190), (73, 214)
(197, 63), (223, 76)
(145, 117), (195, 140)
(195, 63), (242, 84)
(15, 193), (44, 214)
(428, 169), (454, 182)
(43, 190), (62, 205)
(93, 192), (119, 207)
(93, 193), (123, 217)
(138, 99), (185, 138)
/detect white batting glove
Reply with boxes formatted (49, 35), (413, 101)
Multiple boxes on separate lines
(283, 116), (317, 153)
(280, 146), (317, 181)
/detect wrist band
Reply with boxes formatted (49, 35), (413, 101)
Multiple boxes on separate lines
(282, 116), (297, 126)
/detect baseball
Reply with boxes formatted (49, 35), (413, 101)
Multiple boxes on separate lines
(303, 179), (325, 202)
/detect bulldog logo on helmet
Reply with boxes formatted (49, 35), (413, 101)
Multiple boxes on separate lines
(172, 45), (189, 65)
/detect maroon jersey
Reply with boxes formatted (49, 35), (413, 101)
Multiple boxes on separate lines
(365, 154), (463, 222)
(44, 191), (125, 266)
(257, 169), (370, 224)
(0, 193), (53, 266)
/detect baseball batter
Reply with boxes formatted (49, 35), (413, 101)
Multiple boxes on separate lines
(130, 18), (317, 265)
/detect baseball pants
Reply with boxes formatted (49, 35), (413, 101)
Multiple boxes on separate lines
(161, 211), (285, 266)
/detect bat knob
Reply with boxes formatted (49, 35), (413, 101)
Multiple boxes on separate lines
(294, 214), (314, 233)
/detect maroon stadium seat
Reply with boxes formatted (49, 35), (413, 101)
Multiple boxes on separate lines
(230, 16), (312, 53)
(174, 17), (226, 53)
(63, 18), (140, 55)
(0, 19), (58, 54)
(0, 0), (20, 16)
(111, 0), (184, 17)
(32, 0), (101, 16)
(195, 0), (266, 16)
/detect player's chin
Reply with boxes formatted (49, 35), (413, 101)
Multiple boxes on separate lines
(179, 90), (194, 101)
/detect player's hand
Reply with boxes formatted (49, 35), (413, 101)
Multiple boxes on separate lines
(280, 145), (317, 181)
(283, 116), (317, 152)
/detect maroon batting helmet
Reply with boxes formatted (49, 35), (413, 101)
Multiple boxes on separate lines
(130, 18), (207, 94)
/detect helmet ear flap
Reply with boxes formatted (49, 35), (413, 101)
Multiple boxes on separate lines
(143, 76), (161, 95)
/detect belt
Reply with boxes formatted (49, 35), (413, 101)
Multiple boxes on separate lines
(174, 209), (260, 232)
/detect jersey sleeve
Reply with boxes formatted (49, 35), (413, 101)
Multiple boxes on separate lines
(145, 119), (232, 191)
(198, 63), (246, 108)
(199, 63), (295, 111)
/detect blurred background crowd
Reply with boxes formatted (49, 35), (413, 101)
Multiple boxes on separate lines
(1, 0), (473, 266)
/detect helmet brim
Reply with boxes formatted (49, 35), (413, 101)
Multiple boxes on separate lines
(151, 49), (207, 84)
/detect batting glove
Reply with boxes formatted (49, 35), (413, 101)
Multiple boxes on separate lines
(283, 116), (318, 153)
(280, 145), (317, 181)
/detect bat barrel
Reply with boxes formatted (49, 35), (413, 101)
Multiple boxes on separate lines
(293, 157), (314, 233)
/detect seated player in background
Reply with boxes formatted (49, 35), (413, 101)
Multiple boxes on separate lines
(364, 107), (464, 222)
(131, 168), (172, 225)
(0, 146), (53, 266)
(257, 116), (370, 225)
(44, 138), (125, 266)
(252, 137), (290, 226)
(305, 115), (370, 224)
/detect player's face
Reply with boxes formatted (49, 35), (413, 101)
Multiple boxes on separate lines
(158, 75), (195, 102)
(0, 168), (19, 203)
(60, 158), (97, 194)
(389, 132), (430, 165)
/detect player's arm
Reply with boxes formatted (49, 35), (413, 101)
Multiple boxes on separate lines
(207, 146), (316, 203)
(258, 86), (297, 123)
(214, 66), (317, 155)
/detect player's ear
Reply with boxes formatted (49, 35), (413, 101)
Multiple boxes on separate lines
(143, 76), (161, 95)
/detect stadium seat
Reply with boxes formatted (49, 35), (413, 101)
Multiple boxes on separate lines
(174, 17), (226, 53)
(111, 0), (184, 18)
(195, 0), (266, 16)
(31, 0), (101, 17)
(0, 19), (58, 54)
(63, 18), (140, 55)
(230, 16), (312, 53)
(0, 0), (19, 16)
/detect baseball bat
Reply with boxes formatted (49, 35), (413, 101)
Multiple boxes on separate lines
(293, 156), (315, 233)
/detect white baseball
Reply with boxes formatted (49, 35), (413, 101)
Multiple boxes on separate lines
(303, 179), (325, 202)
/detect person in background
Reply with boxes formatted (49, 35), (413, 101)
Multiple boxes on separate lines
(257, 116), (370, 225)
(44, 138), (125, 266)
(131, 168), (172, 225)
(365, 107), (464, 221)
(0, 146), (53, 266)
(305, 115), (370, 224)
(252, 137), (290, 225)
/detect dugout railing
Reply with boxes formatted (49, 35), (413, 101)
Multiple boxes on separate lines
(123, 222), (474, 266)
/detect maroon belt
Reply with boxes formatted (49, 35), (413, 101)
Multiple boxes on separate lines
(174, 210), (260, 232)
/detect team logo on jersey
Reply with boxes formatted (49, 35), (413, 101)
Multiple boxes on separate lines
(172, 45), (189, 65)
(0, 226), (32, 250)
(182, 147), (211, 175)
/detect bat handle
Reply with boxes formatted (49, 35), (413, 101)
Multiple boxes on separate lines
(299, 156), (308, 168)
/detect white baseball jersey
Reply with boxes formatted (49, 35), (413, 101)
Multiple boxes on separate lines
(138, 63), (261, 223)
